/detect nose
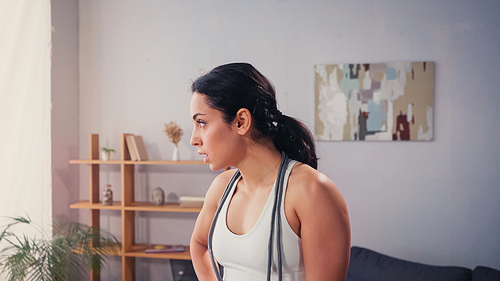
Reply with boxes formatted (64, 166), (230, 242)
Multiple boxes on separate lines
(190, 127), (201, 147)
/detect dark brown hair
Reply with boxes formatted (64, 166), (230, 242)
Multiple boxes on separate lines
(191, 62), (318, 169)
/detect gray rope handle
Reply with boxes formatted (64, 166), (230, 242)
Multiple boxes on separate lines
(208, 152), (291, 281)
(267, 152), (289, 281)
(208, 170), (241, 281)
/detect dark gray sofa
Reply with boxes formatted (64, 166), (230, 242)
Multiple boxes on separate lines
(347, 246), (500, 281)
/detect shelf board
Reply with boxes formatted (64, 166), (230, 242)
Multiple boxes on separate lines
(74, 244), (191, 260)
(125, 244), (191, 260)
(126, 202), (202, 213)
(69, 159), (205, 165)
(74, 243), (122, 256)
(70, 201), (202, 213)
(70, 201), (122, 210)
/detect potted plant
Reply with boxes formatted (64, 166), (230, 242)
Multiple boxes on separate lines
(100, 147), (115, 161)
(0, 215), (120, 281)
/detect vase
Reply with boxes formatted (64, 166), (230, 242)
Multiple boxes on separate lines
(102, 184), (113, 206)
(101, 151), (110, 161)
(172, 146), (180, 161)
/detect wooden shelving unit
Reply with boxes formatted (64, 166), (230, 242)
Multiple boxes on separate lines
(70, 134), (205, 281)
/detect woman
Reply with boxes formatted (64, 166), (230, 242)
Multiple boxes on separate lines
(189, 63), (350, 281)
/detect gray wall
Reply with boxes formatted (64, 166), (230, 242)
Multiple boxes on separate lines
(74, 0), (500, 279)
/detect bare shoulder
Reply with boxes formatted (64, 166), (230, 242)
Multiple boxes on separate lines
(287, 163), (351, 280)
(288, 163), (341, 198)
(204, 168), (239, 209)
(288, 163), (348, 216)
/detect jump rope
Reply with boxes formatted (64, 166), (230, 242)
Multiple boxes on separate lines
(207, 152), (291, 281)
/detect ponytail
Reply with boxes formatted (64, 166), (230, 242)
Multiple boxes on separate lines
(274, 115), (318, 169)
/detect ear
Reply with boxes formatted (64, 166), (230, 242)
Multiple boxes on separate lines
(233, 108), (252, 136)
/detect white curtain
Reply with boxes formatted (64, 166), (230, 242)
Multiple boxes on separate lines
(0, 0), (52, 239)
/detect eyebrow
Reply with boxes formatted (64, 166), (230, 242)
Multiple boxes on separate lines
(192, 113), (206, 120)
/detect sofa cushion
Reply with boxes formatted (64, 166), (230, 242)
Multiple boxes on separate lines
(346, 246), (472, 281)
(472, 266), (500, 281)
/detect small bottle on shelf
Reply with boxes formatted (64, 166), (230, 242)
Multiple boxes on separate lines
(102, 184), (113, 206)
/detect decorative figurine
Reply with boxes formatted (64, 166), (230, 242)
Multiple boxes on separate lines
(164, 121), (183, 161)
(152, 187), (165, 206)
(102, 184), (113, 206)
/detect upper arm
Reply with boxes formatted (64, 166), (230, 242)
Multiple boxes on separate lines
(293, 170), (351, 281)
(190, 169), (237, 247)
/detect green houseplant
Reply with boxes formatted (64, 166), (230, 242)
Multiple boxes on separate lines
(100, 147), (115, 161)
(0, 215), (120, 281)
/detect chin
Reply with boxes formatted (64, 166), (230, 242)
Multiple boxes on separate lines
(209, 164), (223, 172)
(208, 162), (229, 172)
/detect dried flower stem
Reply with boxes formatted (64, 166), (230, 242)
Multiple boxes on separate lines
(164, 121), (183, 146)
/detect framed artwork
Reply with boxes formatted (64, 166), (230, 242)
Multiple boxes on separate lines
(314, 61), (434, 141)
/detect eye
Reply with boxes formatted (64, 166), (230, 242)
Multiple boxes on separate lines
(197, 120), (206, 128)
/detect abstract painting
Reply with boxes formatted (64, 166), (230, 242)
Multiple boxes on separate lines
(314, 61), (434, 141)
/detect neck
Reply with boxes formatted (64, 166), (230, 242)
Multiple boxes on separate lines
(234, 141), (283, 192)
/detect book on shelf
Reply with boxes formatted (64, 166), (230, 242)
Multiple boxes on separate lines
(145, 244), (185, 254)
(125, 135), (139, 161)
(125, 135), (149, 161)
(180, 196), (204, 208)
(133, 135), (148, 161)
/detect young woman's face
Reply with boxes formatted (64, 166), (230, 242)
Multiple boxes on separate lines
(190, 93), (241, 171)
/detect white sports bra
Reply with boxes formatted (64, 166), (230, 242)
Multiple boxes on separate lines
(212, 160), (305, 281)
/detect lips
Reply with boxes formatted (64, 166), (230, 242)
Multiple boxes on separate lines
(198, 153), (208, 163)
